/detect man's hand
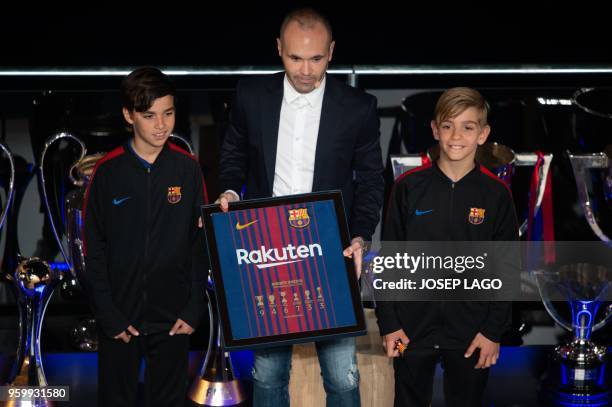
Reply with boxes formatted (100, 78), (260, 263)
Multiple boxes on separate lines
(382, 328), (410, 357)
(215, 191), (239, 213)
(343, 236), (366, 279)
(465, 332), (500, 369)
(169, 318), (195, 336)
(113, 325), (140, 344)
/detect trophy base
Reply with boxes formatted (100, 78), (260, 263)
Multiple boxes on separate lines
(0, 355), (56, 406)
(0, 399), (55, 407)
(548, 389), (611, 406)
(539, 356), (610, 406)
(540, 380), (611, 407)
(188, 378), (246, 406)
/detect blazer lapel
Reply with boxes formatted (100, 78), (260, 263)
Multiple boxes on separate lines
(261, 73), (284, 194)
(312, 76), (341, 191)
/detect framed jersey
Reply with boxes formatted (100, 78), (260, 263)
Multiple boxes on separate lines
(201, 191), (366, 350)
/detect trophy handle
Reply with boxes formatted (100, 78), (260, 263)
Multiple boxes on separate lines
(532, 270), (573, 332)
(169, 133), (195, 155)
(592, 286), (612, 332)
(359, 253), (380, 307)
(39, 132), (87, 268)
(539, 293), (573, 332)
(568, 151), (611, 246)
(0, 141), (16, 233)
(518, 220), (528, 236)
(198, 276), (215, 376)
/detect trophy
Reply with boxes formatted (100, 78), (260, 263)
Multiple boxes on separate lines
(2, 257), (60, 407)
(39, 132), (196, 351)
(533, 265), (611, 404)
(0, 141), (58, 405)
(39, 132), (100, 352)
(188, 274), (246, 406)
(568, 147), (612, 246)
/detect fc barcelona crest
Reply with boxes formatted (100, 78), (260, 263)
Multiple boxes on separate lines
(288, 208), (310, 228)
(167, 186), (182, 204)
(468, 207), (485, 225)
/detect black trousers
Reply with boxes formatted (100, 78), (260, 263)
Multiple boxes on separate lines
(98, 331), (190, 407)
(393, 348), (489, 407)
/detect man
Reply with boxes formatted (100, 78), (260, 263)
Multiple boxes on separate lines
(83, 67), (207, 406)
(218, 8), (384, 407)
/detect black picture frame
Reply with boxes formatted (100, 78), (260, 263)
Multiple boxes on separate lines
(201, 191), (366, 350)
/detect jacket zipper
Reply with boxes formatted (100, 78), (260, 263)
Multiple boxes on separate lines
(437, 181), (455, 348)
(141, 166), (151, 334)
(450, 182), (455, 229)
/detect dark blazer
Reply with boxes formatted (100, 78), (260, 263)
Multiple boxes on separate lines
(219, 72), (384, 241)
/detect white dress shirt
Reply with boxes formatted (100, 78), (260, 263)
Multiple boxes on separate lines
(272, 75), (326, 197)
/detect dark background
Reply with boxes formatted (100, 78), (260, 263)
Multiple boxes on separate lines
(2, 7), (612, 67)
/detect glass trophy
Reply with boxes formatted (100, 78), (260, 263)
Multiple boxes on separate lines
(533, 265), (611, 404)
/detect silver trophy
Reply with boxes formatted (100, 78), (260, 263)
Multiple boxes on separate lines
(569, 86), (612, 246)
(568, 146), (612, 246)
(39, 132), (100, 352)
(533, 265), (611, 403)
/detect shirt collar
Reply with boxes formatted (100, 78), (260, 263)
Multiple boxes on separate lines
(283, 74), (326, 108)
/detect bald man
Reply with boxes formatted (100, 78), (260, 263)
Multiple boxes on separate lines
(218, 8), (384, 407)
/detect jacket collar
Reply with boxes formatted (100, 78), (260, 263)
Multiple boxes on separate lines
(433, 160), (481, 185)
(125, 139), (169, 169)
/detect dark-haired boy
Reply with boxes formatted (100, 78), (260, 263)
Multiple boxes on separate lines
(84, 67), (208, 406)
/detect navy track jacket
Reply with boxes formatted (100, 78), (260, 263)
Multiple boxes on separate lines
(83, 141), (208, 338)
(376, 161), (519, 349)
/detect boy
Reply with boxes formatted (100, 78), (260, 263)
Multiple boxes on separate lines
(83, 67), (208, 406)
(376, 87), (518, 406)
